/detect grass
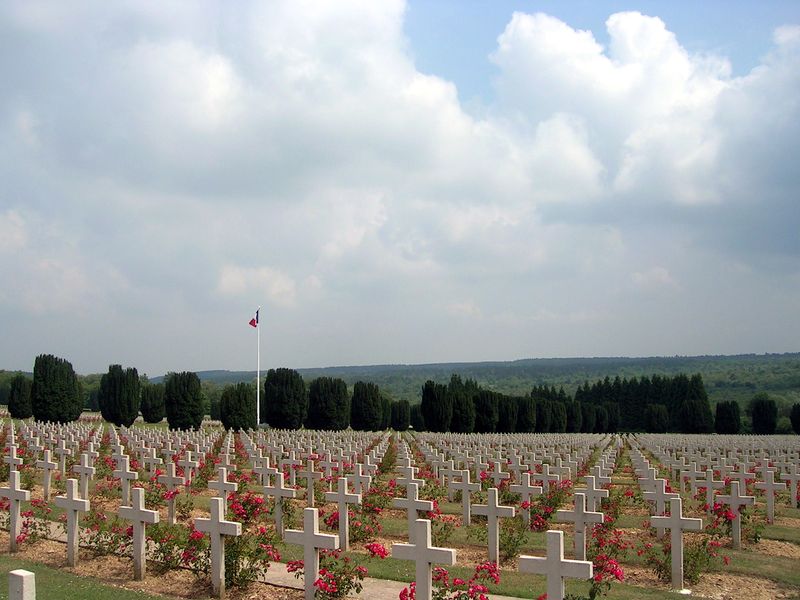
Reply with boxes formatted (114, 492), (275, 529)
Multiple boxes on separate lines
(0, 555), (171, 600)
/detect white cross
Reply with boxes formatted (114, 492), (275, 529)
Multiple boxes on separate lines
(393, 482), (433, 545)
(780, 465), (800, 509)
(263, 470), (297, 536)
(4, 445), (22, 472)
(700, 469), (725, 513)
(35, 448), (58, 501)
(285, 507), (340, 600)
(0, 470), (31, 552)
(555, 492), (604, 561)
(348, 463), (372, 495)
(157, 462), (185, 525)
(119, 487), (160, 580)
(324, 477), (361, 551)
(642, 478), (678, 539)
(717, 481), (755, 549)
(472, 487), (515, 563)
(208, 466), (238, 511)
(72, 452), (96, 500)
(509, 472), (543, 526)
(194, 497), (242, 598)
(113, 454), (138, 506)
(575, 475), (609, 512)
(54, 478), (90, 566)
(519, 530), (593, 600)
(650, 497), (703, 590)
(392, 519), (456, 600)
(178, 451), (199, 483)
(448, 470), (480, 525)
(539, 464), (562, 494)
(299, 461), (323, 508)
(755, 469), (786, 524)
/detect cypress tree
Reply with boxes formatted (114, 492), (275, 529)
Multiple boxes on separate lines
(350, 381), (383, 431)
(594, 405), (609, 433)
(380, 393), (392, 430)
(580, 403), (596, 433)
(516, 396), (537, 433)
(472, 390), (499, 433)
(263, 368), (307, 429)
(420, 380), (452, 433)
(714, 401), (741, 434)
(98, 364), (141, 427)
(790, 403), (800, 435)
(535, 400), (552, 433)
(750, 393), (777, 435)
(550, 401), (567, 433)
(565, 401), (582, 433)
(140, 383), (166, 423)
(643, 404), (669, 432)
(306, 377), (350, 430)
(220, 382), (257, 431)
(410, 403), (425, 431)
(8, 374), (33, 419)
(497, 395), (519, 433)
(449, 380), (476, 433)
(390, 400), (410, 431)
(164, 371), (204, 430)
(31, 354), (82, 423)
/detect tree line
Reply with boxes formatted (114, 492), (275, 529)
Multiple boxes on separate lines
(5, 355), (800, 435)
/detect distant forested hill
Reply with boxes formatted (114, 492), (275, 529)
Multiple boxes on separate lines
(148, 352), (800, 408)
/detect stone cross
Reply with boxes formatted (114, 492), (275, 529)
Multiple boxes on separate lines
(73, 452), (96, 500)
(299, 461), (323, 507)
(472, 487), (515, 563)
(642, 478), (678, 539)
(519, 530), (593, 600)
(396, 463), (424, 489)
(54, 478), (90, 567)
(36, 448), (58, 501)
(717, 481), (755, 549)
(448, 470), (480, 525)
(263, 471), (297, 536)
(755, 469), (786, 524)
(589, 465), (610, 487)
(650, 497), (703, 590)
(0, 470), (31, 552)
(157, 462), (186, 525)
(510, 472), (543, 526)
(780, 465), (800, 509)
(394, 482), (434, 545)
(490, 461), (511, 487)
(113, 454), (139, 506)
(208, 466), (238, 511)
(576, 475), (609, 512)
(539, 464), (561, 494)
(324, 477), (361, 551)
(285, 507), (340, 600)
(392, 519), (456, 600)
(700, 469), (725, 513)
(54, 440), (71, 476)
(8, 568), (36, 600)
(253, 457), (279, 487)
(4, 445), (22, 473)
(194, 497), (242, 598)
(555, 492), (604, 561)
(119, 486), (160, 580)
(349, 463), (372, 495)
(178, 451), (199, 483)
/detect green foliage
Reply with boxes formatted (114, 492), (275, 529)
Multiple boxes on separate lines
(750, 392), (778, 434)
(535, 399), (552, 432)
(420, 380), (452, 432)
(391, 399), (411, 430)
(550, 400), (567, 433)
(31, 354), (82, 423)
(791, 403), (800, 434)
(565, 400), (582, 432)
(516, 396), (537, 432)
(164, 371), (204, 430)
(263, 368), (307, 429)
(380, 393), (392, 429)
(448, 375), (476, 433)
(581, 402), (596, 433)
(644, 404), (669, 433)
(472, 390), (499, 433)
(497, 395), (518, 433)
(350, 380), (383, 430)
(410, 403), (425, 431)
(715, 400), (741, 434)
(98, 364), (141, 427)
(306, 377), (350, 430)
(8, 374), (33, 419)
(220, 382), (257, 431)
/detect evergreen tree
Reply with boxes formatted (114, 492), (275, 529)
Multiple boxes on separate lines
(380, 393), (392, 429)
(263, 368), (307, 429)
(750, 393), (778, 435)
(98, 364), (141, 427)
(220, 382), (257, 431)
(410, 403), (425, 431)
(497, 395), (519, 433)
(210, 396), (222, 420)
(140, 383), (166, 423)
(604, 403), (621, 433)
(8, 374), (33, 419)
(448, 380), (476, 433)
(714, 401), (741, 434)
(420, 380), (452, 432)
(644, 404), (669, 433)
(306, 377), (350, 430)
(594, 405), (609, 433)
(31, 354), (82, 423)
(164, 371), (204, 430)
(391, 400), (411, 431)
(472, 390), (499, 433)
(565, 401), (582, 433)
(550, 401), (567, 433)
(790, 403), (800, 435)
(350, 381), (383, 431)
(580, 403), (596, 433)
(535, 400), (552, 432)
(515, 396), (537, 433)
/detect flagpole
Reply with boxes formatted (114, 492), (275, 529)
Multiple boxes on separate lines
(256, 305), (261, 427)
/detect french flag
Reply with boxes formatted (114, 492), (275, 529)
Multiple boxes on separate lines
(249, 309), (259, 328)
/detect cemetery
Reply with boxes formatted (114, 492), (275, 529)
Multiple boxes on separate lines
(0, 414), (798, 599)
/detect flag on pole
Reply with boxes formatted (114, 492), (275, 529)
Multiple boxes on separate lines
(249, 308), (259, 328)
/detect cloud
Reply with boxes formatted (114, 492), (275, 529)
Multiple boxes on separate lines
(217, 265), (297, 308)
(632, 266), (678, 290)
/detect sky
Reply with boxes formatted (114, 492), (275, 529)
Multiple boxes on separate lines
(1, 1), (798, 376)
